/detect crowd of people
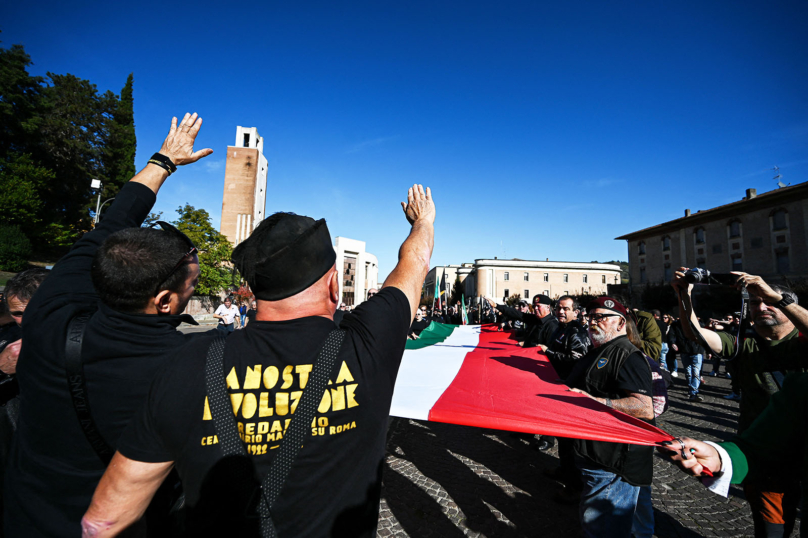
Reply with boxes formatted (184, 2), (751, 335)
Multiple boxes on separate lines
(0, 110), (807, 538)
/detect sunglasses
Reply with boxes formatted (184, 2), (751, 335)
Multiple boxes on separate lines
(151, 221), (198, 295)
(588, 313), (622, 323)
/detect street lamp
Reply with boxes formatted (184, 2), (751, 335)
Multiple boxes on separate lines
(90, 179), (114, 225)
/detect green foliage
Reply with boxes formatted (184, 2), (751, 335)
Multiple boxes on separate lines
(0, 152), (54, 227)
(449, 276), (464, 305)
(141, 211), (163, 228)
(0, 225), (32, 271)
(0, 42), (136, 250)
(172, 204), (237, 296)
(104, 73), (136, 199)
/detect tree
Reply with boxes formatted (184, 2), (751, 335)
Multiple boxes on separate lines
(104, 73), (136, 199)
(172, 204), (237, 296)
(141, 211), (163, 228)
(0, 152), (54, 227)
(449, 276), (464, 305)
(0, 43), (44, 157)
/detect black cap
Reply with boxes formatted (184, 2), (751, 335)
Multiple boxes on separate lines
(532, 294), (552, 305)
(232, 213), (336, 301)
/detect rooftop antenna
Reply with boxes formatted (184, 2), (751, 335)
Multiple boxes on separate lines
(772, 166), (789, 188)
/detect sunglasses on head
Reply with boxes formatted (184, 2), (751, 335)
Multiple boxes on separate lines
(150, 221), (198, 295)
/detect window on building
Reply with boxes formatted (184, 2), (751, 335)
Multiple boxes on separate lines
(776, 248), (790, 274)
(504, 272), (509, 281)
(731, 255), (743, 272)
(614, 275), (619, 284)
(563, 291), (568, 295)
(563, 274), (569, 283)
(776, 235), (786, 244)
(524, 289), (530, 298)
(773, 209), (788, 231)
(543, 290), (549, 295)
(662, 236), (670, 251)
(729, 220), (741, 238)
(640, 267), (646, 283)
(601, 275), (606, 284)
(664, 265), (672, 282)
(695, 227), (705, 244)
(638, 242), (646, 255)
(583, 274), (588, 283)
(243, 133), (250, 147)
(504, 289), (510, 298)
(543, 273), (549, 282)
(524, 272), (529, 281)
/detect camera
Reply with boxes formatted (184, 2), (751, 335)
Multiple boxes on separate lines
(683, 268), (737, 286)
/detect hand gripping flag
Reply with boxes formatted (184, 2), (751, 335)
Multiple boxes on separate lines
(390, 324), (673, 446)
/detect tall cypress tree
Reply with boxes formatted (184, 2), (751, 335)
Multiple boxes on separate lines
(105, 73), (136, 198)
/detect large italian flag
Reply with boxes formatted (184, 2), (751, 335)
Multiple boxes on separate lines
(390, 324), (673, 446)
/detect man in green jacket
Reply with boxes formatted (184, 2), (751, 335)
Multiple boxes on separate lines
(669, 268), (808, 538)
(661, 372), (808, 537)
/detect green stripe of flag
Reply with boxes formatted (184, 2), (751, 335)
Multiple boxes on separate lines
(405, 322), (459, 350)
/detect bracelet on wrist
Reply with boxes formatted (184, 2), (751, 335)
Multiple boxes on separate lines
(148, 152), (177, 175)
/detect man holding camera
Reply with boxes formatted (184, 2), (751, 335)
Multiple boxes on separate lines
(671, 267), (808, 538)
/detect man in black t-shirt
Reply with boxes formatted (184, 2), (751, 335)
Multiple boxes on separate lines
(4, 113), (215, 538)
(83, 185), (437, 537)
(565, 297), (655, 538)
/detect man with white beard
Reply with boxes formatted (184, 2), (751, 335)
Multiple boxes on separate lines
(563, 297), (655, 538)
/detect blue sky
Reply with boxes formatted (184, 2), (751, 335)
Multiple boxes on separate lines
(3, 1), (807, 280)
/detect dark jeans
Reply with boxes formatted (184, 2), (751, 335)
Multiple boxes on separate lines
(217, 323), (234, 335)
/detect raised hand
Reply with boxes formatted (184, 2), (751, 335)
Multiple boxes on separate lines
(158, 113), (214, 166)
(401, 184), (436, 226)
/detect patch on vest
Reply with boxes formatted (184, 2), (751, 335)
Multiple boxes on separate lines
(596, 357), (609, 369)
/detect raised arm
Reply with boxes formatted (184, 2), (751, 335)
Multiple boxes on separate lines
(383, 185), (436, 321)
(671, 268), (722, 355)
(733, 272), (808, 336)
(27, 113), (213, 309)
(82, 452), (174, 537)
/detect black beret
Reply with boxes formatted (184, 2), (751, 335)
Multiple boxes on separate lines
(232, 213), (336, 301)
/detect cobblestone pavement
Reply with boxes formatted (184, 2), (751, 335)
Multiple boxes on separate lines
(377, 370), (798, 538)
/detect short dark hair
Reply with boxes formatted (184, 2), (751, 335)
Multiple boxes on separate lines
(556, 295), (579, 310)
(651, 309), (661, 317)
(91, 227), (194, 313)
(771, 284), (799, 306)
(5, 268), (50, 303)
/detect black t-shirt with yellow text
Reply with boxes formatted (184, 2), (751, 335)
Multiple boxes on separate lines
(119, 287), (411, 537)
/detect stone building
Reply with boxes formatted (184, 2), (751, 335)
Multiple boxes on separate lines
(424, 259), (621, 304)
(616, 182), (808, 296)
(334, 237), (379, 306)
(220, 126), (268, 247)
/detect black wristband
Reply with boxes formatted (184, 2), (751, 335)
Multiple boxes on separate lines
(148, 153), (177, 175)
(775, 294), (795, 309)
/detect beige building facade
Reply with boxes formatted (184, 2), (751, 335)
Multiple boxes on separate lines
(616, 182), (808, 296)
(334, 237), (379, 306)
(220, 126), (268, 247)
(425, 259), (621, 304)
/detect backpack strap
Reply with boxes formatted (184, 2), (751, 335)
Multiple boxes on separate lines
(65, 312), (114, 465)
(204, 329), (347, 538)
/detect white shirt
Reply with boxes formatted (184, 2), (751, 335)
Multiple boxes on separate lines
(215, 304), (239, 325)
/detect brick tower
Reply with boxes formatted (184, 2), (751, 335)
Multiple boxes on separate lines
(220, 126), (268, 247)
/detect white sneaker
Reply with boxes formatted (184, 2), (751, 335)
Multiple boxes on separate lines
(671, 371), (678, 378)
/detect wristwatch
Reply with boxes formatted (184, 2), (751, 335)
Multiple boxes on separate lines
(775, 294), (795, 309)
